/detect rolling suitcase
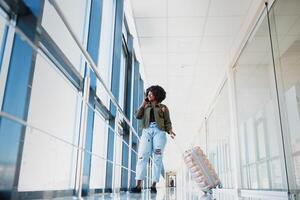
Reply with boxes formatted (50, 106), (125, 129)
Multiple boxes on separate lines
(183, 146), (222, 193)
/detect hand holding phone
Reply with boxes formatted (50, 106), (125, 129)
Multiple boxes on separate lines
(144, 92), (149, 102)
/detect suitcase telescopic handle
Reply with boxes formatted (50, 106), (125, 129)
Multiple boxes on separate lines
(172, 137), (185, 155)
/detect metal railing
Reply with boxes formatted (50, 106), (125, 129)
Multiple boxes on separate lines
(0, 0), (152, 198)
(46, 0), (147, 196)
(47, 0), (141, 141)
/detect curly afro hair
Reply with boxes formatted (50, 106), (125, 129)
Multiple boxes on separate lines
(146, 85), (166, 103)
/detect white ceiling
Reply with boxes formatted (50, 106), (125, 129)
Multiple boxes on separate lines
(129, 0), (253, 171)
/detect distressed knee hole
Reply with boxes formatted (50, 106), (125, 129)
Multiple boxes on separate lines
(155, 149), (161, 155)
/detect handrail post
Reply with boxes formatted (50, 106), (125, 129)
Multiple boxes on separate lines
(75, 71), (90, 199)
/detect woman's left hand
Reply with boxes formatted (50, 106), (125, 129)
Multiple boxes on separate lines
(168, 131), (176, 139)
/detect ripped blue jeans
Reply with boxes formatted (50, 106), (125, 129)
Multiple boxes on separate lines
(135, 122), (167, 182)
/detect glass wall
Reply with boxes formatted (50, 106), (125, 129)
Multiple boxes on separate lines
(90, 0), (116, 191)
(179, 0), (300, 198)
(18, 54), (81, 191)
(12, 0), (91, 193)
(234, 8), (288, 190)
(96, 0), (116, 106)
(0, 0), (144, 198)
(0, 13), (10, 113)
(42, 0), (89, 75)
(206, 82), (234, 189)
(233, 1), (300, 196)
(189, 0), (300, 198)
(0, 15), (7, 72)
(130, 58), (140, 187)
(90, 114), (109, 189)
(269, 0), (300, 193)
(0, 16), (8, 111)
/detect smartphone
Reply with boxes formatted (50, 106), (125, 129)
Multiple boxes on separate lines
(144, 92), (149, 102)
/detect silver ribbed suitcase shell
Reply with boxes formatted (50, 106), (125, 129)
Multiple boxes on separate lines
(183, 146), (221, 192)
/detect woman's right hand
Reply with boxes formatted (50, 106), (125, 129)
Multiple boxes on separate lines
(141, 98), (148, 107)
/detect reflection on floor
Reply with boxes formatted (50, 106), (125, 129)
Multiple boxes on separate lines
(52, 187), (291, 200)
(82, 187), (216, 200)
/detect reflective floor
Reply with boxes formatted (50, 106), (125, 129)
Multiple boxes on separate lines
(54, 187), (291, 200)
(81, 188), (215, 200)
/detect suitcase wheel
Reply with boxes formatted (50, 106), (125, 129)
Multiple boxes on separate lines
(217, 183), (223, 189)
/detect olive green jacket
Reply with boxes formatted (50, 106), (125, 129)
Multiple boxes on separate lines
(134, 103), (172, 133)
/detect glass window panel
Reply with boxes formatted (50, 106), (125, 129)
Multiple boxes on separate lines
(90, 114), (108, 188)
(18, 54), (81, 190)
(258, 162), (269, 189)
(242, 167), (248, 188)
(270, 159), (283, 189)
(111, 43), (128, 189)
(114, 132), (123, 188)
(89, 156), (106, 189)
(0, 118), (25, 190)
(0, 15), (10, 110)
(18, 127), (78, 191)
(246, 118), (256, 163)
(269, 0), (300, 192)
(293, 155), (300, 187)
(42, 0), (89, 75)
(96, 0), (116, 106)
(256, 120), (266, 159)
(249, 164), (258, 189)
(240, 123), (247, 165)
(265, 100), (280, 158)
(0, 15), (7, 68)
(234, 8), (287, 190)
(114, 165), (122, 189)
(206, 83), (233, 188)
(118, 47), (127, 109)
(121, 168), (128, 189)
